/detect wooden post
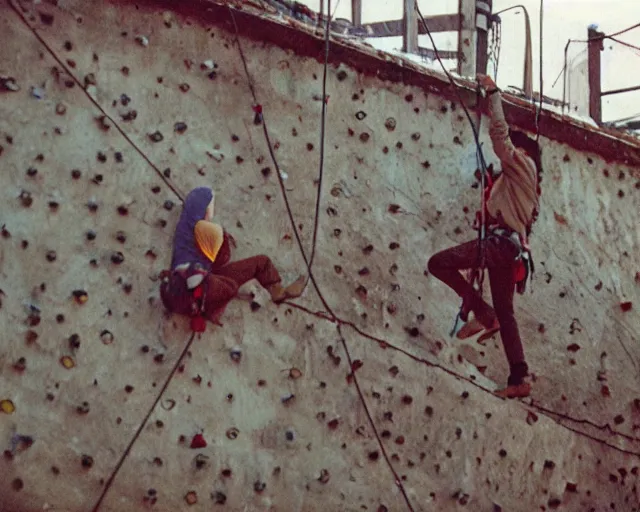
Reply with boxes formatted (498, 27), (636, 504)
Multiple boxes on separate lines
(588, 26), (604, 124)
(351, 0), (361, 27)
(458, 0), (476, 76)
(402, 0), (418, 54)
(475, 0), (493, 75)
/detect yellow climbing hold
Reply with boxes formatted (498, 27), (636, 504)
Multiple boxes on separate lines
(185, 491), (198, 505)
(1, 399), (15, 414)
(60, 356), (75, 369)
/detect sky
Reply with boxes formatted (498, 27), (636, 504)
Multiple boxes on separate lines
(299, 0), (640, 123)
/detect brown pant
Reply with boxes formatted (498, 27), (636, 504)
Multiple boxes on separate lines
(200, 255), (281, 321)
(427, 237), (528, 385)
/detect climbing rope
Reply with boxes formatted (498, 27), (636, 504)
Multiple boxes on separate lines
(535, 0), (544, 143)
(308, 0), (332, 269)
(415, 4), (492, 334)
(227, 6), (416, 510)
(92, 332), (197, 511)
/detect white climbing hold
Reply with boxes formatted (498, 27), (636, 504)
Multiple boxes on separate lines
(279, 169), (288, 180)
(135, 35), (149, 47)
(202, 59), (216, 70)
(1, 76), (20, 92)
(30, 86), (45, 99)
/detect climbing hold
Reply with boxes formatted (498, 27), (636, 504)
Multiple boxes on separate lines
(230, 347), (242, 363)
(201, 60), (217, 71)
(359, 132), (370, 143)
(76, 401), (90, 414)
(161, 399), (175, 411)
(135, 35), (149, 47)
(12, 478), (23, 491)
(148, 131), (164, 143)
(184, 491), (197, 505)
(100, 330), (114, 345)
(254, 481), (266, 493)
(1, 399), (15, 414)
(355, 111), (367, 120)
(72, 290), (88, 304)
(19, 190), (33, 207)
(68, 334), (81, 351)
(620, 301), (633, 312)
(111, 252), (125, 264)
(190, 433), (207, 449)
(194, 454), (209, 469)
(174, 122), (188, 134)
(281, 393), (295, 405)
(81, 454), (94, 468)
(13, 357), (26, 372)
(212, 491), (227, 504)
(0, 76), (20, 92)
(226, 427), (239, 440)
(289, 368), (302, 379)
(318, 469), (330, 483)
(60, 356), (75, 369)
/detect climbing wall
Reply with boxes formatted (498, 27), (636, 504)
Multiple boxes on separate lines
(1, 0), (639, 511)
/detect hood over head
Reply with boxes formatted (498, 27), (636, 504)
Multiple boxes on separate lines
(170, 187), (214, 270)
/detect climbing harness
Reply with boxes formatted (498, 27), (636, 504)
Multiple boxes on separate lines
(159, 263), (211, 332)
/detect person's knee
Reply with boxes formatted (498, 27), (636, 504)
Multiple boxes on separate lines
(427, 253), (444, 276)
(254, 254), (273, 268)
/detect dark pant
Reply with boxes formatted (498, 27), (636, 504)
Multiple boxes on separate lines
(427, 237), (528, 385)
(202, 255), (281, 319)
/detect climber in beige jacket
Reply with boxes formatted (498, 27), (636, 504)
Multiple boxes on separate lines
(427, 74), (541, 399)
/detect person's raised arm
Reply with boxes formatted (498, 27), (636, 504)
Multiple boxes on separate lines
(477, 74), (518, 165)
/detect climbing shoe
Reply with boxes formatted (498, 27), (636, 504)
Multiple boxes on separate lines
(268, 275), (307, 303)
(494, 381), (531, 399)
(456, 316), (500, 341)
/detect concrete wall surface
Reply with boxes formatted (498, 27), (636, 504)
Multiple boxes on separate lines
(1, 0), (639, 511)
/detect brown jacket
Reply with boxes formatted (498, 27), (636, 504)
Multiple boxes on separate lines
(486, 93), (539, 242)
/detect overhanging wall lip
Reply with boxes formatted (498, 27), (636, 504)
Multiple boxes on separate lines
(119, 0), (640, 169)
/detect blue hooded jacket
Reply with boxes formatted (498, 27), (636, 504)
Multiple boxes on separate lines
(170, 187), (213, 270)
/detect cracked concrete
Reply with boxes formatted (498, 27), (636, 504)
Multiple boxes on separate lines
(1, 0), (639, 510)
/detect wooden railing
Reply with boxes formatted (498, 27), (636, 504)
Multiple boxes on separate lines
(348, 0), (492, 75)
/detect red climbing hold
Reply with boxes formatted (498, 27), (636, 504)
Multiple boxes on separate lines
(190, 433), (207, 449)
(351, 360), (363, 372)
(620, 301), (633, 312)
(192, 286), (203, 299)
(252, 104), (263, 114)
(191, 316), (206, 333)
